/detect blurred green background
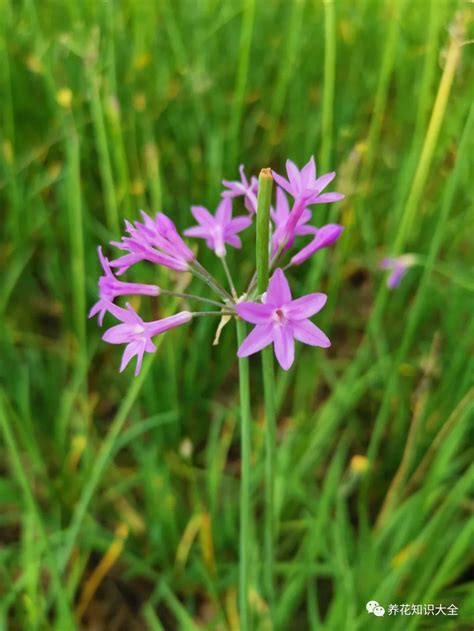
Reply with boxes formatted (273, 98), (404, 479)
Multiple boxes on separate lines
(1, 0), (473, 629)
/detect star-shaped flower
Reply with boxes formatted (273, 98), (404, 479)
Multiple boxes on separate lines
(272, 156), (344, 205)
(236, 268), (330, 370)
(102, 302), (192, 375)
(222, 165), (258, 214)
(184, 198), (252, 257)
(89, 247), (160, 325)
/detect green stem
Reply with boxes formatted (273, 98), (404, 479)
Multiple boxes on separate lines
(262, 346), (276, 610)
(191, 260), (234, 302)
(393, 10), (464, 253)
(246, 241), (284, 298)
(236, 319), (252, 631)
(256, 169), (273, 292)
(0, 394), (74, 628)
(220, 254), (238, 299)
(320, 0), (336, 173)
(160, 289), (226, 308)
(193, 310), (235, 318)
(87, 67), (120, 235)
(255, 168), (276, 615)
(229, 0), (255, 165)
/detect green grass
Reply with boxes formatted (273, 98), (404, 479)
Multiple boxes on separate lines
(1, 0), (473, 629)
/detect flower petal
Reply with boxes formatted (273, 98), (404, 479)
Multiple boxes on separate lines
(98, 246), (113, 277)
(221, 187), (241, 198)
(273, 325), (295, 370)
(298, 207), (312, 224)
(104, 280), (160, 298)
(387, 265), (406, 289)
(310, 192), (344, 204)
(286, 159), (301, 191)
(183, 226), (211, 239)
(244, 193), (258, 214)
(237, 324), (274, 357)
(271, 170), (292, 195)
(292, 319), (331, 348)
(147, 311), (193, 337)
(301, 156), (316, 187)
(295, 224), (317, 236)
(191, 205), (214, 227)
(267, 268), (292, 306)
(89, 299), (107, 326)
(239, 164), (248, 187)
(272, 187), (289, 225)
(225, 216), (252, 235)
(236, 302), (274, 324)
(286, 293), (327, 320)
(216, 197), (232, 224)
(119, 341), (143, 373)
(313, 171), (336, 193)
(225, 234), (242, 249)
(104, 301), (138, 323)
(290, 224), (344, 266)
(109, 252), (144, 275)
(102, 323), (136, 344)
(280, 197), (308, 245)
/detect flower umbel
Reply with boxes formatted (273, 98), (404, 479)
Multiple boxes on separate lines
(184, 198), (252, 257)
(91, 157), (343, 375)
(236, 268), (330, 371)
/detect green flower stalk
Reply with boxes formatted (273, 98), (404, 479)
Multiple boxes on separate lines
(255, 169), (277, 616)
(236, 318), (252, 630)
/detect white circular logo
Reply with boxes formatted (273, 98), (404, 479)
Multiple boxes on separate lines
(366, 600), (385, 616)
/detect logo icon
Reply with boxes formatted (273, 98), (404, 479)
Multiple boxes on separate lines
(366, 600), (385, 617)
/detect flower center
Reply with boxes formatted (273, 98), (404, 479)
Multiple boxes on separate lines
(132, 324), (145, 335)
(273, 308), (287, 325)
(211, 224), (223, 240)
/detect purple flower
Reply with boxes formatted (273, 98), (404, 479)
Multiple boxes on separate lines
(222, 165), (258, 214)
(379, 255), (417, 289)
(184, 198), (252, 257)
(102, 301), (192, 375)
(270, 157), (343, 252)
(110, 211), (195, 274)
(236, 268), (330, 371)
(89, 247), (160, 325)
(290, 224), (344, 266)
(271, 187), (314, 252)
(272, 156), (344, 206)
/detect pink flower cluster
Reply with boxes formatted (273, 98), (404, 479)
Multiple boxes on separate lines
(90, 157), (344, 373)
